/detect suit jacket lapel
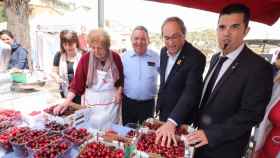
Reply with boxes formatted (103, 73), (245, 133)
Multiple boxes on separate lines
(206, 48), (247, 104)
(207, 61), (239, 104)
(160, 52), (168, 86)
(199, 54), (219, 107)
(165, 52), (185, 84)
(204, 54), (219, 83)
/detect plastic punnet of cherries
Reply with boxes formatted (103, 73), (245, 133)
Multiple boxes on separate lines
(137, 132), (185, 158)
(78, 141), (125, 158)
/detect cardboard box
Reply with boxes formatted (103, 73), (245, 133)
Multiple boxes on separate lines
(43, 103), (90, 127)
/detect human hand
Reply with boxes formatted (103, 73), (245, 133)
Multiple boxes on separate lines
(184, 129), (208, 148)
(53, 102), (69, 115)
(155, 121), (177, 147)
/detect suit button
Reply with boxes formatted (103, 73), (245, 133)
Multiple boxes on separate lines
(202, 115), (212, 125)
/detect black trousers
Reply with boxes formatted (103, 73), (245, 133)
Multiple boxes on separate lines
(122, 95), (155, 125)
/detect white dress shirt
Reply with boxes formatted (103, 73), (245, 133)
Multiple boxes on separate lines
(122, 49), (160, 100)
(165, 50), (181, 126)
(165, 50), (181, 81)
(200, 43), (245, 106)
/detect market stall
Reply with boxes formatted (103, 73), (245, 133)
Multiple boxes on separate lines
(0, 71), (196, 158)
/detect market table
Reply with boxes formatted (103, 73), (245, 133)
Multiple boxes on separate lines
(0, 73), (195, 158)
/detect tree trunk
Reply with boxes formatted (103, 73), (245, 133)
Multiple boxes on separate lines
(4, 0), (32, 69)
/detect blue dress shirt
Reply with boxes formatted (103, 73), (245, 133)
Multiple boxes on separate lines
(122, 49), (160, 101)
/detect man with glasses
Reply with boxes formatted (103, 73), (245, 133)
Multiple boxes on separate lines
(155, 16), (206, 147)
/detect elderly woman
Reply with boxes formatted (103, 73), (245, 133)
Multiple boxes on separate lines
(0, 30), (28, 70)
(51, 30), (82, 104)
(54, 29), (123, 129)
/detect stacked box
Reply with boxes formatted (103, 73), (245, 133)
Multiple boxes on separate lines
(43, 104), (90, 127)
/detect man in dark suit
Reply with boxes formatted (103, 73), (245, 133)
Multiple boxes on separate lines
(185, 4), (274, 158)
(155, 17), (206, 147)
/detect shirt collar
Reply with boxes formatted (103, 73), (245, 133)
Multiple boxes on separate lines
(167, 49), (181, 60)
(130, 49), (151, 57)
(221, 43), (244, 61)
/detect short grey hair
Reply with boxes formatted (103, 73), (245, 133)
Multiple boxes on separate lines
(161, 16), (186, 36)
(131, 25), (149, 38)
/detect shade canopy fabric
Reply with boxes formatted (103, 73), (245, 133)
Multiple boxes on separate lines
(149, 0), (280, 25)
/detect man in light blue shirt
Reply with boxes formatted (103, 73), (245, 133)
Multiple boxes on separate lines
(122, 26), (159, 125)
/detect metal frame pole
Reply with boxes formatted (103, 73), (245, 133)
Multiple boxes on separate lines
(98, 0), (104, 28)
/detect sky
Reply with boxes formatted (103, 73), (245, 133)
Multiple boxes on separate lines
(104, 0), (280, 39)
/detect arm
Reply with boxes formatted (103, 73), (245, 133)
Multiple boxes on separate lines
(204, 63), (273, 148)
(156, 54), (206, 147)
(69, 53), (89, 96)
(53, 54), (89, 115)
(113, 52), (124, 87)
(53, 91), (76, 115)
(112, 52), (124, 104)
(169, 55), (206, 125)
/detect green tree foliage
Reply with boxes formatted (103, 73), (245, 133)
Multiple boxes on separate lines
(0, 5), (7, 22)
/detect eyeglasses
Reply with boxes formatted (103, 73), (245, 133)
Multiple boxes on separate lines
(163, 33), (184, 41)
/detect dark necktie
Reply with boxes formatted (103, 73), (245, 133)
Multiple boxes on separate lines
(200, 56), (228, 108)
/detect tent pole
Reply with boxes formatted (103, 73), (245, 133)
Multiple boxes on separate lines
(98, 0), (104, 28)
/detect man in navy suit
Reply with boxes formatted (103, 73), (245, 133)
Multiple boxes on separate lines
(185, 4), (273, 158)
(155, 17), (206, 147)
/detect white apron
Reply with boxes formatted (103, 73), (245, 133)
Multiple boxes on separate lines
(83, 69), (119, 130)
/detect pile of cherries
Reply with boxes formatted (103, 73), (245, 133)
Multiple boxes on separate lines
(137, 132), (185, 158)
(0, 121), (14, 133)
(0, 127), (30, 151)
(26, 133), (62, 150)
(0, 109), (21, 122)
(34, 139), (71, 158)
(63, 127), (91, 145)
(10, 129), (47, 145)
(45, 121), (69, 132)
(44, 105), (76, 116)
(78, 141), (125, 158)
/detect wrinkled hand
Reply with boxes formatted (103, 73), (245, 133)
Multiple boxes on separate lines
(184, 130), (208, 148)
(53, 103), (69, 115)
(155, 121), (177, 147)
